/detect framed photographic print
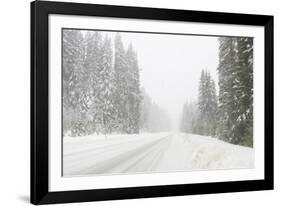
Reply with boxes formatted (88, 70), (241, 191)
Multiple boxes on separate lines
(31, 0), (274, 204)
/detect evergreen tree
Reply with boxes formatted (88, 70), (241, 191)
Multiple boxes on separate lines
(125, 44), (141, 133)
(217, 37), (253, 147)
(236, 37), (253, 146)
(217, 37), (235, 142)
(62, 29), (85, 136)
(96, 35), (116, 134)
(113, 33), (130, 133)
(197, 69), (218, 136)
(83, 31), (103, 134)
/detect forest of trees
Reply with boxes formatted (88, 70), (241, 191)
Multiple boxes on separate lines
(63, 30), (253, 146)
(63, 30), (170, 137)
(180, 70), (217, 136)
(63, 30), (141, 136)
(180, 37), (253, 147)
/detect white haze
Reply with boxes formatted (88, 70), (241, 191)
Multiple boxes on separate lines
(102, 31), (219, 131)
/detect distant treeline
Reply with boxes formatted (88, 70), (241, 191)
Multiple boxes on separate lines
(180, 37), (253, 147)
(140, 88), (171, 133)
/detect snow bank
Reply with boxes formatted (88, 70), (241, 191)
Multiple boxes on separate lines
(181, 134), (254, 170)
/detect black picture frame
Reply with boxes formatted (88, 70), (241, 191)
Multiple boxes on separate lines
(31, 0), (274, 204)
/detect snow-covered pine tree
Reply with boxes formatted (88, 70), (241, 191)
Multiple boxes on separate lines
(209, 78), (218, 135)
(233, 37), (253, 146)
(62, 29), (86, 136)
(217, 37), (253, 147)
(113, 33), (130, 133)
(197, 69), (218, 136)
(125, 44), (141, 134)
(83, 31), (104, 134)
(217, 37), (235, 142)
(96, 35), (116, 134)
(197, 70), (207, 134)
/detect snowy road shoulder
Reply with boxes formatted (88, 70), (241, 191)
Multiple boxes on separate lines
(181, 134), (254, 170)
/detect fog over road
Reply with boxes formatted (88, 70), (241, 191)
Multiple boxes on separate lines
(63, 133), (254, 177)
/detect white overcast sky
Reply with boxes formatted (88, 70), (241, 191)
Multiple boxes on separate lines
(101, 31), (219, 130)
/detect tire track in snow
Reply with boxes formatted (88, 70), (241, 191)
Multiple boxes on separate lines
(64, 135), (161, 157)
(73, 135), (171, 175)
(63, 136), (164, 175)
(121, 135), (172, 173)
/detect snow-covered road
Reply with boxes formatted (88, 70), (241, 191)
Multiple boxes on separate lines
(63, 133), (254, 177)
